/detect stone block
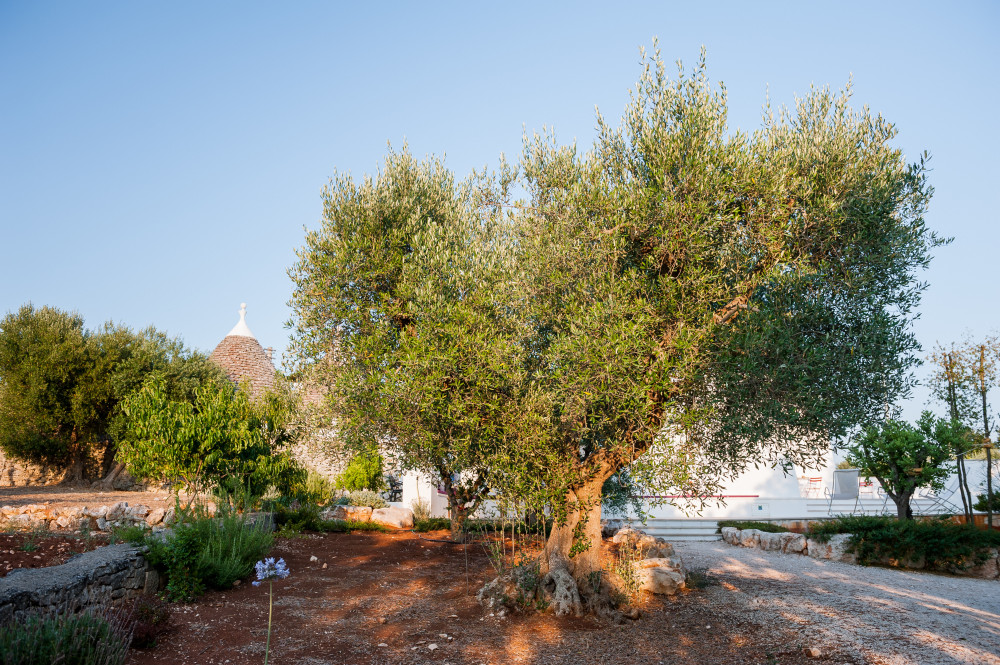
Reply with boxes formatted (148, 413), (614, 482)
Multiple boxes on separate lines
(738, 528), (761, 548)
(807, 534), (855, 563)
(322, 505), (374, 522)
(779, 533), (807, 554)
(146, 508), (166, 526)
(720, 527), (739, 545)
(637, 556), (687, 595)
(371, 506), (414, 529)
(106, 502), (128, 521)
(758, 531), (785, 552)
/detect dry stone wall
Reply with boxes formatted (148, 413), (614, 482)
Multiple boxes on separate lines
(0, 544), (156, 625)
(720, 526), (1000, 580)
(0, 501), (174, 532)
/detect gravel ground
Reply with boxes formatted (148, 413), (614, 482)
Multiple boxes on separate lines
(676, 541), (1000, 665)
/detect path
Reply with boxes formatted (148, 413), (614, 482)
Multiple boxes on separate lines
(677, 541), (1000, 665)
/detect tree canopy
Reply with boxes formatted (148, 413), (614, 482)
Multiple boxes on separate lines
(0, 304), (223, 479)
(289, 46), (943, 614)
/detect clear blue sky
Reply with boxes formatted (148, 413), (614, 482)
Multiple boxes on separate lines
(2, 2), (997, 420)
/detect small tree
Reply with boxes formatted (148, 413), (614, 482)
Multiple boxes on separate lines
(846, 413), (964, 520)
(118, 378), (304, 501)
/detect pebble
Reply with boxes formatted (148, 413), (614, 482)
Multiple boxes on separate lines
(804, 647), (822, 658)
(310, 555), (319, 562)
(428, 643), (439, 651)
(377, 643), (388, 648)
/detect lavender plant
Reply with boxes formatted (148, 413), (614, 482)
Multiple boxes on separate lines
(253, 557), (290, 665)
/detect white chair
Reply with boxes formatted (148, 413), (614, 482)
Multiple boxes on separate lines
(826, 469), (861, 515)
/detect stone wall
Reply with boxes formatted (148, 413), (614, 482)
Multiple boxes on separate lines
(0, 544), (157, 625)
(0, 501), (174, 532)
(720, 526), (1000, 580)
(0, 449), (67, 487)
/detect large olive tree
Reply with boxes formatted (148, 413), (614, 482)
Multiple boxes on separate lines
(497, 48), (942, 614)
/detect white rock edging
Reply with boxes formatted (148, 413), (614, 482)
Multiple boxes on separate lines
(720, 526), (999, 579)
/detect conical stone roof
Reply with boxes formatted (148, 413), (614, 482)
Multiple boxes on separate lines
(209, 303), (276, 397)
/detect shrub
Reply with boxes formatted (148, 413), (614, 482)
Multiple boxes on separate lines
(129, 596), (171, 648)
(109, 524), (149, 545)
(144, 508), (274, 601)
(806, 515), (1000, 570)
(317, 519), (388, 533)
(0, 608), (132, 665)
(410, 499), (431, 521)
(717, 520), (789, 533)
(973, 490), (1000, 512)
(413, 517), (451, 532)
(334, 448), (385, 492)
(345, 489), (387, 509)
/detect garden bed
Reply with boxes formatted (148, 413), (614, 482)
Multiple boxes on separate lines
(125, 529), (847, 665)
(0, 531), (109, 577)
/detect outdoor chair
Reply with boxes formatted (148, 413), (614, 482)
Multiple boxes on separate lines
(825, 468), (861, 515)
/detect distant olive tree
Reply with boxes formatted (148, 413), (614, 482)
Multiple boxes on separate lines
(0, 304), (222, 482)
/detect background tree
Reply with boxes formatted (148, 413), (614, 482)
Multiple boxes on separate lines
(846, 413), (962, 519)
(490, 46), (942, 614)
(118, 377), (304, 500)
(927, 339), (997, 521)
(0, 304), (222, 483)
(287, 148), (531, 541)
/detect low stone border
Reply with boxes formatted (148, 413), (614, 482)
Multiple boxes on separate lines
(0, 544), (157, 625)
(0, 501), (174, 532)
(719, 527), (1000, 580)
(320, 505), (414, 529)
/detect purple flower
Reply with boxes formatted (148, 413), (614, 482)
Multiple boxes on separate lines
(252, 557), (290, 586)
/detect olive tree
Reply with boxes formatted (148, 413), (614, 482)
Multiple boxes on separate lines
(0, 304), (222, 482)
(287, 149), (532, 540)
(496, 47), (942, 614)
(846, 413), (964, 519)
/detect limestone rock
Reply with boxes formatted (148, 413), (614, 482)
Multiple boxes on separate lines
(601, 519), (626, 538)
(720, 527), (739, 545)
(322, 505), (373, 522)
(957, 549), (999, 579)
(106, 502), (128, 521)
(126, 504), (150, 520)
(806, 534), (855, 563)
(738, 529), (761, 548)
(758, 531), (785, 552)
(637, 556), (687, 595)
(612, 528), (675, 558)
(779, 532), (807, 554)
(371, 506), (414, 529)
(146, 508), (166, 526)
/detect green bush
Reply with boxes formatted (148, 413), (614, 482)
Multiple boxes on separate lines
(413, 517), (451, 532)
(317, 519), (388, 533)
(973, 490), (1000, 512)
(334, 449), (385, 492)
(717, 520), (790, 533)
(805, 515), (1000, 570)
(129, 596), (171, 648)
(144, 508), (274, 601)
(0, 609), (131, 665)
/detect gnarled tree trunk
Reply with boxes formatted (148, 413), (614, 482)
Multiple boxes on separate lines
(537, 463), (617, 616)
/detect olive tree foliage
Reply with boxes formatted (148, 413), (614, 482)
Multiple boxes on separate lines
(287, 149), (538, 540)
(118, 378), (304, 500)
(482, 47), (943, 615)
(846, 413), (964, 520)
(0, 304), (223, 480)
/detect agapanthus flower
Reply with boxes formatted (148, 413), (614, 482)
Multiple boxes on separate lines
(253, 557), (290, 586)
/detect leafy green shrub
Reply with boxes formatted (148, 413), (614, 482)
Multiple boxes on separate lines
(717, 520), (790, 533)
(413, 517), (451, 532)
(0, 609), (131, 665)
(462, 518), (551, 536)
(317, 519), (389, 533)
(334, 448), (385, 491)
(144, 509), (274, 601)
(345, 489), (387, 509)
(974, 490), (1000, 512)
(806, 515), (1000, 570)
(109, 524), (148, 545)
(269, 502), (323, 534)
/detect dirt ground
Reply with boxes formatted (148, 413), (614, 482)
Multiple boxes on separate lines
(126, 530), (852, 665)
(0, 485), (189, 511)
(0, 531), (109, 577)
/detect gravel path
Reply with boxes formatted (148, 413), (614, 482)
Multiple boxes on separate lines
(676, 541), (1000, 665)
